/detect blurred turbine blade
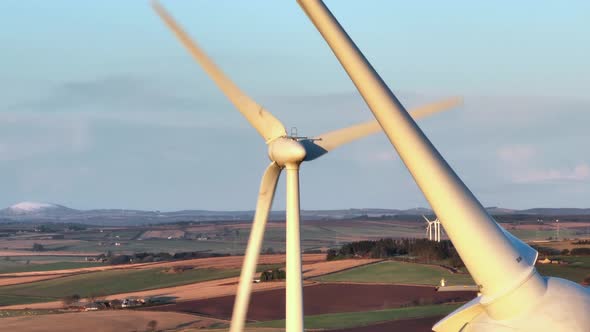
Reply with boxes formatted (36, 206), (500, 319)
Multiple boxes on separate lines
(230, 162), (282, 332)
(305, 97), (461, 160)
(297, 0), (541, 300)
(152, 1), (286, 142)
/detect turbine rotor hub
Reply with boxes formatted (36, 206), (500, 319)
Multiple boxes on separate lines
(268, 137), (307, 166)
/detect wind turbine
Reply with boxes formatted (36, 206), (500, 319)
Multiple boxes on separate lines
(423, 215), (441, 242)
(423, 215), (435, 241)
(435, 218), (442, 242)
(297, 0), (590, 331)
(151, 2), (459, 331)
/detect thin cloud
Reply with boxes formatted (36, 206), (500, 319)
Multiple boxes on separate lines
(497, 144), (536, 165)
(497, 144), (590, 184)
(514, 164), (590, 183)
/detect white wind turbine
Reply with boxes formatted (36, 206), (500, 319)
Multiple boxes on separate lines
(423, 215), (435, 241)
(423, 215), (441, 242)
(152, 3), (460, 332)
(297, 0), (590, 331)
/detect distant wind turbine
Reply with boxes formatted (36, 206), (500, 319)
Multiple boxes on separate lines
(297, 0), (590, 331)
(152, 2), (459, 332)
(423, 215), (435, 241)
(423, 215), (441, 242)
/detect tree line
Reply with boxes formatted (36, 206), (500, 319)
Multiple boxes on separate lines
(99, 251), (229, 265)
(326, 238), (464, 268)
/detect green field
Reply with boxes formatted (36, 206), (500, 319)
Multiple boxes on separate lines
(1, 256), (89, 263)
(315, 260), (474, 286)
(0, 267), (240, 306)
(22, 221), (431, 255)
(508, 229), (578, 241)
(0, 262), (287, 307)
(250, 304), (461, 330)
(0, 262), (103, 274)
(315, 256), (589, 286)
(536, 256), (590, 283)
(0, 294), (56, 307)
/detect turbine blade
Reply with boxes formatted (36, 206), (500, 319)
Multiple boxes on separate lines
(298, 0), (543, 303)
(302, 97), (461, 161)
(230, 162), (282, 332)
(152, 1), (286, 142)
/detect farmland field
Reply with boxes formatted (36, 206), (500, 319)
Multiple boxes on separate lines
(1, 220), (587, 259)
(250, 304), (462, 330)
(536, 256), (590, 283)
(0, 261), (103, 274)
(315, 260), (474, 286)
(0, 310), (217, 332)
(152, 283), (475, 321)
(0, 267), (241, 306)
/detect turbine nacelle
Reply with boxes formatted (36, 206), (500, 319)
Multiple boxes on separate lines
(268, 137), (307, 167)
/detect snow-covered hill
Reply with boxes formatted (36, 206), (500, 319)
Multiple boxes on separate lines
(1, 201), (76, 216)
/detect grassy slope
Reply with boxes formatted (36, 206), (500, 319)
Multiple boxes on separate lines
(316, 256), (589, 286)
(250, 304), (461, 329)
(315, 260), (474, 286)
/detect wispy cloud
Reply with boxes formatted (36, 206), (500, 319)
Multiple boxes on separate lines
(497, 144), (590, 184)
(4, 75), (204, 113)
(514, 164), (590, 183)
(497, 144), (536, 165)
(371, 151), (397, 162)
(0, 74), (255, 161)
(0, 114), (91, 161)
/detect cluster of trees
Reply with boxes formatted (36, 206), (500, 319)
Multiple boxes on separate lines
(533, 246), (590, 257)
(36, 223), (87, 232)
(99, 251), (229, 265)
(531, 245), (562, 257)
(260, 268), (286, 282)
(570, 248), (590, 256)
(61, 294), (81, 306)
(327, 238), (464, 267)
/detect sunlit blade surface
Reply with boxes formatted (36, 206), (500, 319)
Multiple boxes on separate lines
(230, 162), (282, 332)
(152, 1), (286, 142)
(285, 165), (304, 332)
(297, 0), (541, 304)
(304, 97), (461, 161)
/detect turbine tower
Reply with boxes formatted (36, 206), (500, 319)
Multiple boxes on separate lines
(297, 0), (590, 331)
(151, 2), (460, 332)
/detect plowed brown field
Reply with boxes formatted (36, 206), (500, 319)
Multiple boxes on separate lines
(148, 283), (475, 321)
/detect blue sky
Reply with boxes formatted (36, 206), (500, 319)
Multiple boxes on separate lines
(1, 1), (589, 210)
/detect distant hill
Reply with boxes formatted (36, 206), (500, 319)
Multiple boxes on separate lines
(519, 208), (590, 216)
(0, 201), (77, 217)
(0, 201), (589, 225)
